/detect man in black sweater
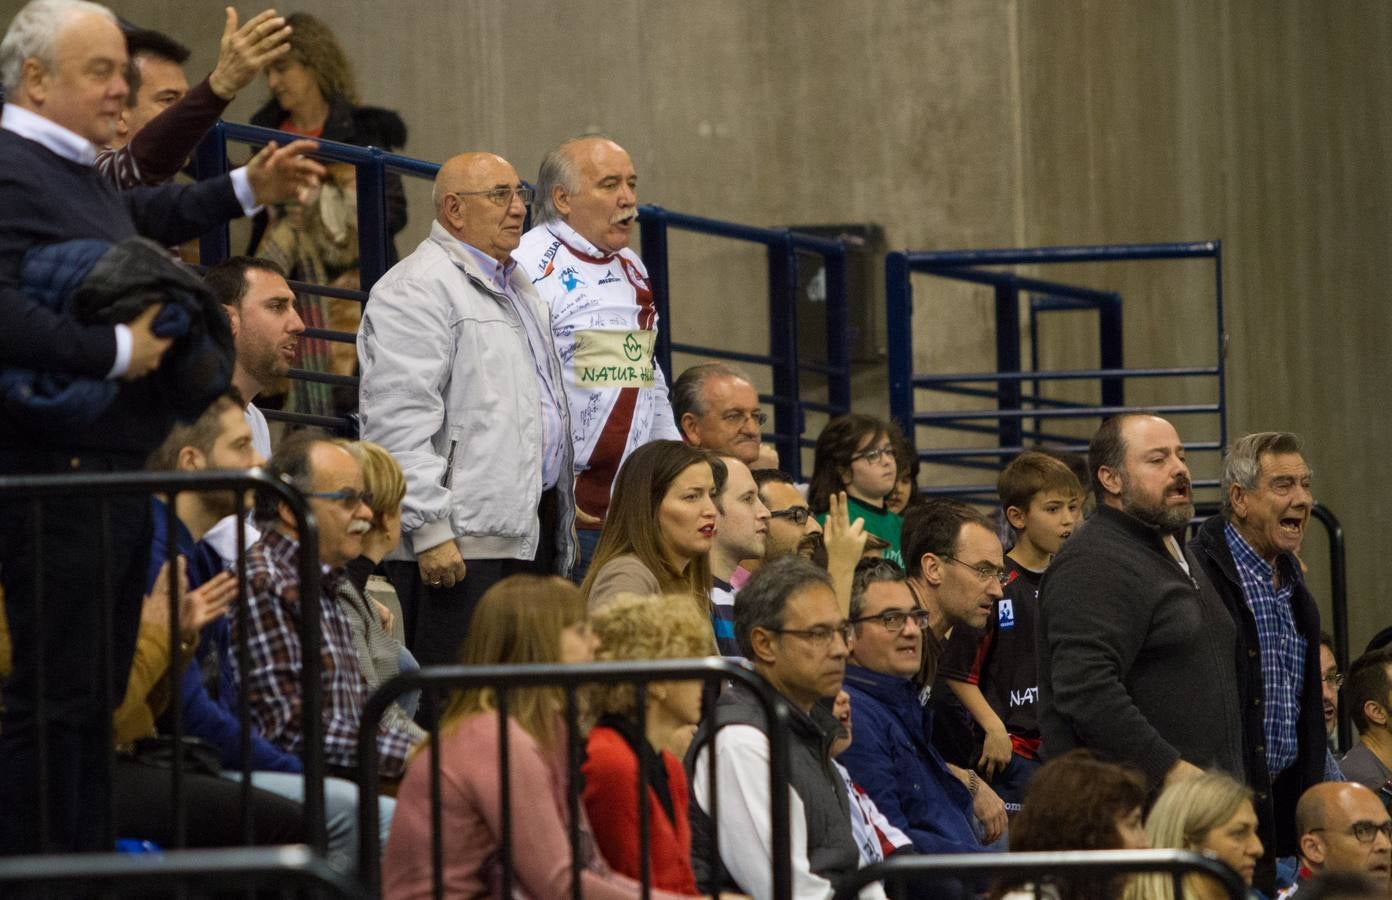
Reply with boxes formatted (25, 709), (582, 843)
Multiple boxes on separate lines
(0, 0), (322, 854)
(1037, 414), (1245, 794)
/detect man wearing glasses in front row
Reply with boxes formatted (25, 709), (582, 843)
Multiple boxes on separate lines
(1283, 782), (1392, 896)
(840, 501), (1011, 855)
(358, 152), (577, 678)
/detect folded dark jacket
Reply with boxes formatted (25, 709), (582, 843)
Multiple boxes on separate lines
(2, 237), (234, 451)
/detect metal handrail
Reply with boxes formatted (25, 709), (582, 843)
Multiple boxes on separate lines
(888, 239), (1226, 491)
(356, 658), (794, 900)
(0, 845), (366, 898)
(0, 468), (327, 853)
(832, 848), (1248, 900)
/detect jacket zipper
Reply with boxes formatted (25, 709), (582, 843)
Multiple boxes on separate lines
(441, 439), (458, 489)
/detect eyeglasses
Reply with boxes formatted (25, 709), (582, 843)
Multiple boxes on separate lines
(942, 555), (1010, 587)
(1323, 672), (1345, 688)
(768, 622), (855, 649)
(720, 409), (768, 428)
(305, 487), (374, 511)
(1311, 821), (1392, 844)
(850, 608), (931, 634)
(770, 506), (812, 526)
(451, 185), (535, 207)
(850, 445), (895, 464)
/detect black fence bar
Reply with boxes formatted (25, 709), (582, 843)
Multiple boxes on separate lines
(832, 848), (1247, 900)
(0, 846), (366, 898)
(0, 469), (328, 855)
(356, 658), (794, 900)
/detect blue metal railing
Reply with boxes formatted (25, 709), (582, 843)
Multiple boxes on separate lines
(640, 207), (851, 476)
(887, 240), (1225, 499)
(193, 123), (852, 475)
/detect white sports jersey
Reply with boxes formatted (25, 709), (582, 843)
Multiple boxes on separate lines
(513, 220), (679, 519)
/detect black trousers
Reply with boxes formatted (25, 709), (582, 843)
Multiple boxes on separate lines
(112, 757), (305, 848)
(385, 487), (560, 678)
(0, 451), (152, 854)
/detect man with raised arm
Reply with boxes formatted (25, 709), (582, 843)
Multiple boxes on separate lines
(0, 0), (320, 853)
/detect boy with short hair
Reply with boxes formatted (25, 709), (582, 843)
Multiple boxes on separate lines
(938, 451), (1082, 812)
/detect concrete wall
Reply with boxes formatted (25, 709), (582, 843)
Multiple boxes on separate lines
(26, 0), (1391, 655)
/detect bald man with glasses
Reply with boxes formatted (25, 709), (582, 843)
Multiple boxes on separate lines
(1286, 782), (1392, 896)
(359, 152), (576, 677)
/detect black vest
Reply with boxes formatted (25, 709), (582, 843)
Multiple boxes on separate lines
(684, 680), (860, 894)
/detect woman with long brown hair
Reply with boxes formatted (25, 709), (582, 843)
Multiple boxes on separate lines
(383, 575), (690, 899)
(581, 440), (725, 613)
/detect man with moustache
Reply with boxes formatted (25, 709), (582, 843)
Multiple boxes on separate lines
(838, 559), (990, 855)
(513, 135), (678, 578)
(1037, 414), (1244, 791)
(233, 432), (419, 781)
(359, 151), (575, 671)
(1192, 432), (1326, 890)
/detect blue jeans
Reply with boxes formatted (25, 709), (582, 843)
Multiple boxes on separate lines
(992, 752), (1042, 815)
(572, 528), (603, 584)
(221, 771), (394, 873)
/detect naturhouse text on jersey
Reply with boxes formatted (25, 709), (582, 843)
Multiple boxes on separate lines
(571, 329), (657, 389)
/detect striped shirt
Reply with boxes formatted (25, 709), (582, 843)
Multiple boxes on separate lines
(711, 577), (741, 658)
(1225, 522), (1306, 775)
(231, 528), (416, 778)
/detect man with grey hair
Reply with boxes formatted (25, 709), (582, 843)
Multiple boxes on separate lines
(684, 556), (877, 897)
(0, 0), (320, 854)
(1192, 431), (1325, 890)
(672, 361), (765, 466)
(1037, 415), (1244, 794)
(359, 151), (575, 676)
(513, 135), (678, 577)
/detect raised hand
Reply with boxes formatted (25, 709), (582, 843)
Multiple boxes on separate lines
(208, 8), (293, 100)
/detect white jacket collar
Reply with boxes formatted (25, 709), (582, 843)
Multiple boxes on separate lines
(1, 103), (98, 166)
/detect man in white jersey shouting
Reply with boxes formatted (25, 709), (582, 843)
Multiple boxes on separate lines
(514, 135), (680, 577)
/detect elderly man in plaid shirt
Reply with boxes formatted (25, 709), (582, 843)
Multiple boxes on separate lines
(1192, 431), (1329, 895)
(233, 431), (419, 780)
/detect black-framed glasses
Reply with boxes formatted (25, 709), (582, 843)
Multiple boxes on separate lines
(850, 444), (895, 464)
(1311, 821), (1392, 844)
(305, 487), (374, 511)
(1323, 672), (1345, 688)
(768, 622), (855, 648)
(942, 555), (1010, 587)
(720, 409), (768, 428)
(452, 185), (535, 207)
(770, 506), (812, 526)
(850, 608), (930, 634)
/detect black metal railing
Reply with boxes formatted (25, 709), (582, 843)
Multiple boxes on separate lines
(355, 658), (794, 900)
(0, 845), (366, 898)
(832, 848), (1248, 900)
(0, 469), (327, 854)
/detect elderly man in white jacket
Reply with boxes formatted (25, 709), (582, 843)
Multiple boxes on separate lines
(358, 151), (576, 674)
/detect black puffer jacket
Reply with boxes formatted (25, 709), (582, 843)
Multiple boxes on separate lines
(3, 237), (233, 452)
(247, 93), (409, 268)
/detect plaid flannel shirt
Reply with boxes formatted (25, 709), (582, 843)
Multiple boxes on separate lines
(1225, 522), (1306, 775)
(231, 528), (415, 778)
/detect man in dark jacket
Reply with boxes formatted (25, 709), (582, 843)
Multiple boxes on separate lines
(0, 0), (321, 854)
(1037, 414), (1245, 794)
(838, 558), (991, 856)
(1192, 431), (1325, 891)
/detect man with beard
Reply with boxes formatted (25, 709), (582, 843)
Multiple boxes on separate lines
(1037, 414), (1245, 791)
(1192, 432), (1326, 891)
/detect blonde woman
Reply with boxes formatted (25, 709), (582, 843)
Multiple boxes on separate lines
(1125, 770), (1264, 900)
(583, 592), (714, 894)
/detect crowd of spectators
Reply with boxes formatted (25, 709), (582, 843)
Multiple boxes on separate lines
(1, 2), (1391, 899)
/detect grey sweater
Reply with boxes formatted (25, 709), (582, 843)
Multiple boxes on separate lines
(1037, 505), (1245, 788)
